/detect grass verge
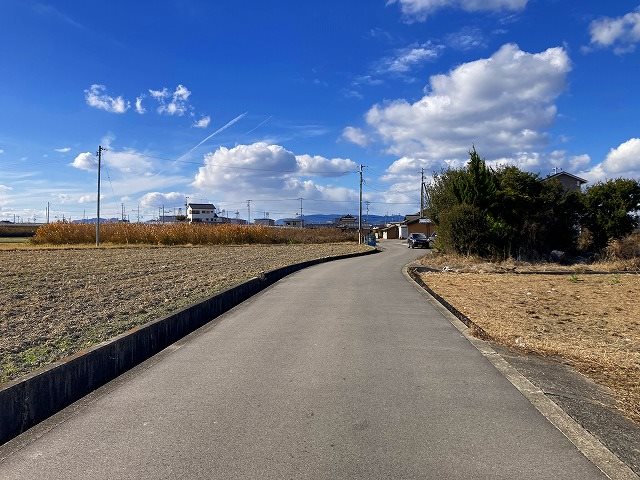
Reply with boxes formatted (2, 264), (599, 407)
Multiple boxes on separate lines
(417, 259), (639, 424)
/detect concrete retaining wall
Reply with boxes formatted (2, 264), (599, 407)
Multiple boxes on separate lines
(0, 249), (376, 445)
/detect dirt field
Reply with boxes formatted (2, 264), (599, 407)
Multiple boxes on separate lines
(0, 243), (370, 384)
(417, 269), (640, 423)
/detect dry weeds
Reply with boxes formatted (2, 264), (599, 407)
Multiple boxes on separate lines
(0, 243), (369, 384)
(31, 222), (357, 245)
(418, 269), (640, 423)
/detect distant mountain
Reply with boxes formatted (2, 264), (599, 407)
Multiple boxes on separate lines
(274, 214), (405, 226)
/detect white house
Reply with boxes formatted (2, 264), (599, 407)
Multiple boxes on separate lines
(187, 203), (222, 224)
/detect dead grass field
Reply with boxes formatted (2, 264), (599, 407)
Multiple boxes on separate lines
(0, 243), (370, 384)
(417, 269), (640, 423)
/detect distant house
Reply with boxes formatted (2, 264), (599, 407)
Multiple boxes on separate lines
(283, 218), (304, 228)
(226, 217), (247, 225)
(334, 214), (358, 229)
(406, 217), (436, 237)
(187, 203), (221, 224)
(381, 224), (400, 240)
(156, 215), (179, 223)
(543, 172), (587, 192)
(254, 218), (275, 226)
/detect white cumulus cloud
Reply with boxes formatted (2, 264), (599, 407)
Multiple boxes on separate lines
(580, 138), (640, 182)
(588, 9), (640, 54)
(389, 0), (528, 21)
(105, 149), (154, 175)
(70, 146), (153, 175)
(71, 152), (98, 171)
(193, 143), (298, 191)
(295, 154), (357, 177)
(84, 84), (129, 114)
(365, 43), (571, 164)
(139, 191), (185, 209)
(342, 126), (369, 147)
(191, 143), (360, 210)
(194, 115), (211, 128)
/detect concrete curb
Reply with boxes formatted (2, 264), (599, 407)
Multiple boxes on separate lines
(411, 265), (637, 275)
(404, 265), (639, 480)
(0, 248), (377, 446)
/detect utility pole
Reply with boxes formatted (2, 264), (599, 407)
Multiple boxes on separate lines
(136, 204), (140, 223)
(162, 205), (165, 223)
(46, 202), (50, 224)
(299, 197), (303, 227)
(420, 168), (425, 218)
(359, 164), (364, 244)
(96, 145), (106, 246)
(246, 200), (251, 224)
(121, 203), (125, 222)
(365, 201), (370, 227)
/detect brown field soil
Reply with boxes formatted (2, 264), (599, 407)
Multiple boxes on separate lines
(0, 243), (370, 384)
(417, 268), (640, 423)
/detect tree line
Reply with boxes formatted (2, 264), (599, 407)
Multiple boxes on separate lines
(426, 148), (640, 259)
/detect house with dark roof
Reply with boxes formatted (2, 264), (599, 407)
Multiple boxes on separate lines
(543, 172), (587, 192)
(187, 203), (221, 224)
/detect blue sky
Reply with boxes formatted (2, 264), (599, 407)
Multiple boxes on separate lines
(1, 0), (639, 222)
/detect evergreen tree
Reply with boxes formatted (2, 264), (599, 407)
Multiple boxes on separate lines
(581, 178), (640, 250)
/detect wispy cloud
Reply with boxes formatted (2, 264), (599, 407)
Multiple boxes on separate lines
(54, 147), (71, 153)
(149, 84), (192, 116)
(342, 126), (369, 147)
(193, 115), (211, 128)
(374, 42), (443, 74)
(85, 84), (130, 114)
(389, 0), (528, 22)
(446, 27), (487, 51)
(135, 96), (146, 114)
(33, 3), (85, 30)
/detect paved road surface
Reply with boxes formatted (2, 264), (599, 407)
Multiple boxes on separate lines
(0, 241), (606, 479)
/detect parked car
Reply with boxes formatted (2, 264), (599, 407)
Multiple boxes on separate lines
(407, 233), (430, 248)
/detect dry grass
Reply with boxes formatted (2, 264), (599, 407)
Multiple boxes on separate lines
(605, 232), (640, 261)
(418, 252), (640, 273)
(418, 270), (640, 423)
(32, 222), (357, 245)
(0, 243), (370, 384)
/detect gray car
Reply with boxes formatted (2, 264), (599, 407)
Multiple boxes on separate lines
(407, 233), (429, 248)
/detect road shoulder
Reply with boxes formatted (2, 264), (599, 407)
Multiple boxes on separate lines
(404, 265), (640, 480)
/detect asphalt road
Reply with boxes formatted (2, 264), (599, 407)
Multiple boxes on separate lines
(0, 241), (606, 479)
